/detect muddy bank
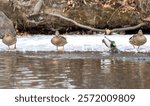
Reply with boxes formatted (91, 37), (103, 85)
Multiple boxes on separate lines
(0, 0), (150, 34)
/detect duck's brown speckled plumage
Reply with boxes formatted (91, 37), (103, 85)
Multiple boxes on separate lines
(51, 31), (67, 51)
(129, 30), (147, 48)
(2, 32), (17, 49)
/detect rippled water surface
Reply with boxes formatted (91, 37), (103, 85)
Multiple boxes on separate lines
(0, 51), (150, 89)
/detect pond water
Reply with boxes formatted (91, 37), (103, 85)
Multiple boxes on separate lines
(0, 35), (150, 89)
(0, 51), (150, 89)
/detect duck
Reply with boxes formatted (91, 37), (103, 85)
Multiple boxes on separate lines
(51, 31), (67, 51)
(2, 32), (17, 49)
(102, 36), (119, 53)
(129, 29), (147, 52)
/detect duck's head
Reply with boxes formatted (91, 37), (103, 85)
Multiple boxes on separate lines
(110, 41), (116, 48)
(102, 38), (117, 49)
(138, 29), (143, 36)
(4, 32), (10, 37)
(55, 31), (60, 36)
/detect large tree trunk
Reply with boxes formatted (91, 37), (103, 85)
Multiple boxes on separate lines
(0, 0), (150, 34)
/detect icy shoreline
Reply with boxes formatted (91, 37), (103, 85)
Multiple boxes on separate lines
(0, 34), (150, 52)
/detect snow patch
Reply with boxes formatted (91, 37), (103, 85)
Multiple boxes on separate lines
(0, 34), (150, 52)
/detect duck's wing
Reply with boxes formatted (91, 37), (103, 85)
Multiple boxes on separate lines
(60, 36), (67, 43)
(58, 36), (67, 45)
(129, 34), (138, 40)
(60, 36), (66, 40)
(13, 36), (17, 44)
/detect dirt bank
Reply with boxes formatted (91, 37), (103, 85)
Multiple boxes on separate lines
(0, 0), (150, 34)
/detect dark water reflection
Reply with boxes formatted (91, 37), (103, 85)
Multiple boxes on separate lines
(0, 51), (150, 89)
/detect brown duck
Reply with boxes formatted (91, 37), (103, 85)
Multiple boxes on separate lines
(129, 29), (147, 51)
(2, 32), (17, 49)
(51, 31), (67, 51)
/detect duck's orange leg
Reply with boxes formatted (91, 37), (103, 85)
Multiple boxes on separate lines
(14, 43), (16, 49)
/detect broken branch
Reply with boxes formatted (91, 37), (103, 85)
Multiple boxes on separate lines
(112, 22), (146, 32)
(46, 13), (105, 32)
(29, 12), (146, 34)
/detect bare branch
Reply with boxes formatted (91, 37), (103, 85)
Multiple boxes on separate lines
(111, 22), (146, 32)
(141, 16), (150, 22)
(31, 0), (44, 15)
(107, 5), (122, 25)
(26, 20), (44, 25)
(46, 13), (146, 34)
(50, 27), (63, 31)
(29, 12), (146, 34)
(46, 13), (105, 32)
(83, 0), (87, 5)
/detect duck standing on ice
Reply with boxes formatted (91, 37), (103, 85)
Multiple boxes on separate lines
(2, 32), (17, 50)
(102, 36), (119, 53)
(129, 29), (147, 52)
(51, 31), (67, 52)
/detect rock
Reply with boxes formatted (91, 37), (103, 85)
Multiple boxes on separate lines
(0, 11), (16, 39)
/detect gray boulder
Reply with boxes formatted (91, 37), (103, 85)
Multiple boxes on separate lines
(0, 11), (16, 39)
